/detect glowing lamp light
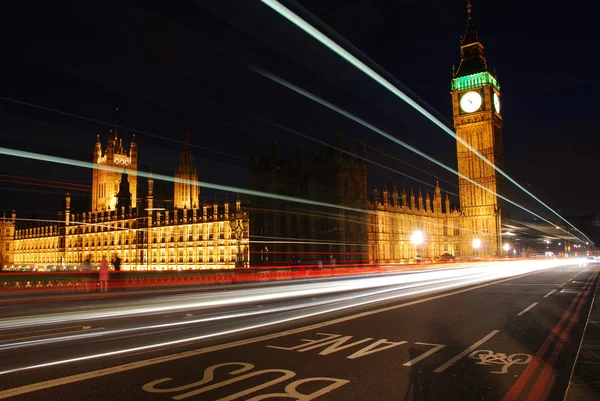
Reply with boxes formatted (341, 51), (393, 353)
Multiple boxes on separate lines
(503, 243), (510, 252)
(410, 231), (424, 246)
(472, 238), (481, 250)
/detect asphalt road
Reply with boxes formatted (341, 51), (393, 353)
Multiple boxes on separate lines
(0, 260), (597, 401)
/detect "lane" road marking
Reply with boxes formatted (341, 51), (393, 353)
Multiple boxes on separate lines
(433, 330), (499, 373)
(543, 290), (556, 298)
(517, 303), (539, 316)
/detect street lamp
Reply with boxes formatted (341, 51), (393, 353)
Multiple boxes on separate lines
(472, 238), (481, 258)
(410, 231), (424, 263)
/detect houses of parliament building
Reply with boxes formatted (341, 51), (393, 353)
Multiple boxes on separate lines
(0, 2), (503, 270)
(0, 126), (251, 271)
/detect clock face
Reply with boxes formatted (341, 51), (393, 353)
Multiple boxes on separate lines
(493, 92), (501, 113)
(459, 91), (482, 113)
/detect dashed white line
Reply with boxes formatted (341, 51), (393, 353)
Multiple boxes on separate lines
(559, 282), (567, 287)
(544, 289), (557, 298)
(433, 330), (499, 373)
(517, 302), (539, 316)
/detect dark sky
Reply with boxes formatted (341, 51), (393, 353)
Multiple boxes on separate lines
(0, 0), (597, 225)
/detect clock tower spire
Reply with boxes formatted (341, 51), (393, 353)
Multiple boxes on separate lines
(455, 0), (489, 77)
(451, 1), (503, 257)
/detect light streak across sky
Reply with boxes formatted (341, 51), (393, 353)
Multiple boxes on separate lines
(335, 130), (458, 189)
(259, 0), (593, 244)
(0, 147), (479, 238)
(0, 145), (584, 243)
(251, 68), (585, 244)
(247, 113), (458, 196)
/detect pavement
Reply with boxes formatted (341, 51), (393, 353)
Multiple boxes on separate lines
(564, 268), (600, 400)
(0, 260), (597, 401)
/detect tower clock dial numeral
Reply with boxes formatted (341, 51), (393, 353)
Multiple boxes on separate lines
(493, 92), (501, 114)
(459, 91), (482, 113)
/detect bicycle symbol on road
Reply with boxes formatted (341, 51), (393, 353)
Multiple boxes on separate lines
(468, 350), (532, 374)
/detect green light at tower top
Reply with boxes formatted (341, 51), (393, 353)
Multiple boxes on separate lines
(452, 71), (500, 92)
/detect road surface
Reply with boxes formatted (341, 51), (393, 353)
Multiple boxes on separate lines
(0, 260), (597, 401)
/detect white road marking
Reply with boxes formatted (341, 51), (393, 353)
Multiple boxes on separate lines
(543, 289), (557, 298)
(433, 330), (499, 373)
(403, 343), (446, 367)
(0, 269), (554, 399)
(559, 289), (581, 294)
(468, 350), (532, 374)
(559, 282), (567, 287)
(517, 302), (539, 316)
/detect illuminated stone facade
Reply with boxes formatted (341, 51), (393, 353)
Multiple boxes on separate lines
(0, 212), (16, 267)
(11, 196), (249, 271)
(91, 125), (138, 212)
(7, 130), (249, 271)
(368, 185), (462, 262)
(248, 136), (461, 265)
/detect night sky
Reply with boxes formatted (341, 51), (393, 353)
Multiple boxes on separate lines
(0, 0), (597, 228)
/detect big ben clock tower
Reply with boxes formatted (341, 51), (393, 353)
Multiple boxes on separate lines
(451, 1), (503, 256)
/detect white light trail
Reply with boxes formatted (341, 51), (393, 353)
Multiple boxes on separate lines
(0, 147), (477, 236)
(0, 261), (569, 331)
(244, 110), (456, 195)
(253, 68), (585, 244)
(0, 275), (470, 351)
(259, 0), (593, 245)
(0, 260), (569, 376)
